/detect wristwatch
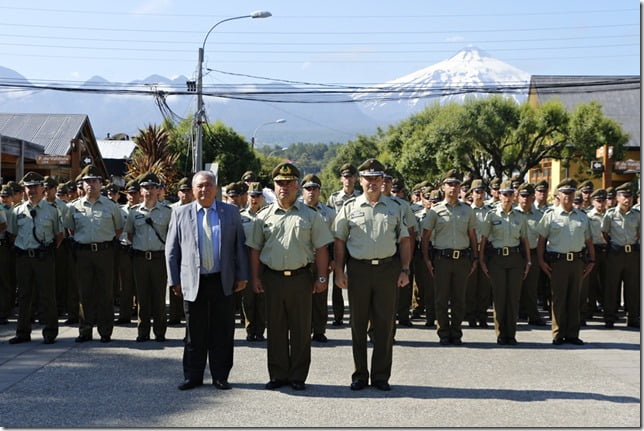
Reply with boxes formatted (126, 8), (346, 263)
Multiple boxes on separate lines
(318, 276), (327, 283)
(401, 268), (411, 275)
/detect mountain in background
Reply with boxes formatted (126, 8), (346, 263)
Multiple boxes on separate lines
(0, 47), (530, 145)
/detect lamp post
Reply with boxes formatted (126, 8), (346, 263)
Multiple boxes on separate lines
(193, 10), (272, 173)
(268, 147), (288, 157)
(251, 118), (286, 150)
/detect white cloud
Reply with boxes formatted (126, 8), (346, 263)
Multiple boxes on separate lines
(131, 0), (173, 14)
(445, 35), (465, 42)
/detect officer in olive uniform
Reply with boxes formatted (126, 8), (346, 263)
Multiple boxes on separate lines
(601, 183), (640, 328)
(605, 187), (617, 208)
(125, 172), (172, 341)
(7, 172), (64, 344)
(421, 169), (478, 346)
(326, 163), (362, 327)
(8, 181), (24, 206)
(411, 185), (433, 322)
(115, 180), (140, 325)
(240, 182), (266, 342)
(534, 180), (551, 214)
(300, 174), (336, 343)
(334, 158), (411, 392)
(479, 180), (531, 345)
(66, 165), (124, 343)
(170, 177), (194, 210)
(578, 180), (594, 211)
(580, 188), (608, 323)
(247, 162), (333, 391)
(537, 178), (595, 345)
(0, 184), (16, 324)
(485, 178), (501, 208)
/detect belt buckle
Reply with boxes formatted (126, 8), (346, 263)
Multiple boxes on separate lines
(452, 250), (460, 260)
(566, 252), (574, 262)
(145, 251), (152, 261)
(371, 259), (379, 265)
(625, 244), (632, 253)
(27, 249), (36, 258)
(283, 270), (292, 277)
(502, 247), (509, 256)
(91, 243), (98, 252)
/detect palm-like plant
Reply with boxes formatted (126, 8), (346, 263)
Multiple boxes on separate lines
(126, 124), (180, 186)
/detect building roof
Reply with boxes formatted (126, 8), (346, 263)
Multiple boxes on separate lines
(96, 139), (136, 159)
(529, 75), (640, 149)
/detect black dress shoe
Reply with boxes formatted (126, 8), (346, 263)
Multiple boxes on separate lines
(100, 336), (111, 343)
(246, 334), (257, 342)
(255, 334), (266, 342)
(398, 320), (413, 327)
(312, 333), (328, 342)
(350, 379), (368, 391)
(552, 338), (565, 345)
(178, 380), (203, 391)
(478, 320), (489, 328)
(529, 317), (547, 326)
(114, 318), (130, 325)
(136, 335), (150, 342)
(331, 319), (343, 327)
(43, 336), (56, 344)
(290, 381), (306, 390)
(75, 335), (92, 343)
(497, 337), (507, 345)
(439, 337), (450, 346)
(566, 337), (584, 345)
(425, 321), (436, 328)
(452, 338), (463, 346)
(507, 338), (518, 346)
(0, 317), (9, 325)
(605, 321), (615, 328)
(213, 379), (232, 390)
(64, 318), (79, 325)
(372, 381), (391, 391)
(155, 335), (166, 342)
(265, 379), (288, 390)
(9, 335), (31, 344)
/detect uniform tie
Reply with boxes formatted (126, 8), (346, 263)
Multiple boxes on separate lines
(201, 207), (214, 271)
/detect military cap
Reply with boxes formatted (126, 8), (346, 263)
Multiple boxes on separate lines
(357, 159), (385, 177)
(382, 167), (395, 181)
(0, 184), (11, 196)
(301, 174), (322, 188)
(578, 180), (594, 193)
(429, 189), (442, 202)
(239, 181), (249, 194)
(138, 172), (161, 188)
(510, 175), (523, 189)
(605, 187), (616, 198)
(573, 191), (583, 203)
(105, 183), (120, 194)
(460, 178), (471, 191)
(56, 183), (69, 194)
(177, 177), (191, 191)
(556, 178), (577, 192)
(79, 164), (102, 180)
(421, 186), (433, 199)
(534, 180), (549, 192)
(615, 183), (633, 196)
(590, 188), (607, 200)
(248, 182), (263, 196)
(225, 181), (246, 197)
(241, 171), (257, 182)
(64, 180), (77, 192)
(7, 180), (23, 194)
(43, 175), (58, 189)
(125, 179), (140, 193)
(499, 180), (514, 193)
(21, 171), (45, 186)
(339, 163), (357, 176)
(391, 178), (404, 192)
(489, 177), (501, 190)
(441, 169), (463, 184)
(470, 179), (485, 190)
(518, 183), (535, 195)
(412, 180), (429, 193)
(272, 162), (300, 181)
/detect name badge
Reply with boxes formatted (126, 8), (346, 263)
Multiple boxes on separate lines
(135, 214), (145, 219)
(349, 211), (364, 219)
(492, 220), (502, 225)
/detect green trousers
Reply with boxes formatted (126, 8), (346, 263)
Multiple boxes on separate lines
(604, 250), (640, 324)
(76, 247), (115, 339)
(242, 279), (266, 337)
(549, 259), (583, 341)
(117, 246), (136, 321)
(0, 242), (16, 319)
(15, 252), (58, 340)
(132, 253), (167, 338)
(488, 252), (524, 340)
(434, 256), (471, 340)
(520, 249), (540, 321)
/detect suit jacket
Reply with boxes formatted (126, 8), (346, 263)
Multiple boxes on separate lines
(165, 200), (249, 301)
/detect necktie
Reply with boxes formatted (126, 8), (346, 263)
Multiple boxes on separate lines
(201, 208), (214, 271)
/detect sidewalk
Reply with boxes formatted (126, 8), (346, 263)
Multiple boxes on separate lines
(0, 315), (640, 428)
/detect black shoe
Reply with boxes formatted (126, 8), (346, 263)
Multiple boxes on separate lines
(580, 320), (587, 327)
(246, 334), (257, 342)
(265, 379), (288, 390)
(43, 336), (56, 345)
(398, 320), (413, 327)
(213, 379), (231, 390)
(411, 311), (423, 320)
(155, 335), (166, 342)
(136, 335), (150, 342)
(372, 381), (391, 391)
(331, 319), (343, 327)
(439, 337), (450, 346)
(178, 380), (203, 391)
(9, 335), (31, 344)
(0, 317), (8, 325)
(452, 338), (462, 346)
(507, 338), (518, 346)
(64, 318), (79, 325)
(255, 334), (266, 342)
(497, 337), (507, 345)
(468, 318), (477, 328)
(114, 318), (130, 325)
(290, 381), (306, 390)
(100, 336), (111, 343)
(566, 337), (584, 345)
(552, 338), (565, 345)
(627, 320), (640, 329)
(425, 321), (436, 328)
(167, 319), (181, 326)
(605, 321), (615, 329)
(478, 320), (489, 328)
(75, 334), (92, 343)
(350, 379), (368, 391)
(312, 333), (328, 343)
(529, 317), (547, 326)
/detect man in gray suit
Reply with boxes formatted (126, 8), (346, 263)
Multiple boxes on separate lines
(166, 170), (249, 391)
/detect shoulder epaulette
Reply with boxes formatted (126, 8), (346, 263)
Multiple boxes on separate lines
(388, 196), (401, 206)
(343, 196), (357, 206)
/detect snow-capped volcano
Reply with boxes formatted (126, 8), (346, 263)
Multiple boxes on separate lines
(353, 46), (530, 121)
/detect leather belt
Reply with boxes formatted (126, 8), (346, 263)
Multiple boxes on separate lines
(132, 249), (164, 260)
(0, 238), (8, 247)
(434, 248), (469, 260)
(546, 251), (585, 262)
(266, 264), (311, 277)
(76, 241), (113, 252)
(14, 246), (54, 258)
(350, 256), (394, 266)
(609, 243), (639, 254)
(492, 246), (521, 256)
(119, 243), (132, 250)
(594, 244), (608, 253)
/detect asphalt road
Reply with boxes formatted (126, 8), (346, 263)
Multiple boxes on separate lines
(0, 311), (640, 428)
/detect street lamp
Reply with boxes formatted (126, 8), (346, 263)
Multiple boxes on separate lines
(193, 10), (272, 173)
(251, 118), (287, 150)
(268, 147), (288, 157)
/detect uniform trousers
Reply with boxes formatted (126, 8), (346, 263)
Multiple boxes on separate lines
(580, 248), (607, 321)
(549, 258), (583, 341)
(0, 242), (16, 319)
(395, 277), (412, 323)
(488, 252), (524, 340)
(519, 249), (541, 322)
(183, 273), (234, 383)
(413, 251), (436, 324)
(604, 250), (640, 325)
(242, 279), (266, 337)
(411, 251), (425, 316)
(76, 247), (115, 338)
(332, 284), (345, 323)
(117, 245), (136, 321)
(311, 283), (329, 335)
(66, 243), (80, 321)
(54, 243), (69, 315)
(15, 252), (58, 339)
(132, 253), (167, 338)
(434, 256), (471, 340)
(466, 264), (491, 324)
(262, 268), (313, 382)
(347, 257), (399, 383)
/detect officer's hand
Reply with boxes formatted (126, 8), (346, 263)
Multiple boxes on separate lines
(313, 280), (328, 293)
(424, 259), (434, 277)
(234, 280), (248, 292)
(582, 262), (594, 279)
(328, 260), (335, 273)
(538, 261), (552, 278)
(522, 262), (532, 280)
(468, 260), (478, 276)
(480, 261), (490, 279)
(397, 272), (409, 287)
(252, 278), (264, 294)
(335, 272), (348, 289)
(171, 285), (182, 297)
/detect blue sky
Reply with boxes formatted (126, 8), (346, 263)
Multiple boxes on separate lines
(0, 0), (639, 87)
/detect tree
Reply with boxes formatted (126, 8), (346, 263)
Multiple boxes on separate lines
(126, 124), (179, 186)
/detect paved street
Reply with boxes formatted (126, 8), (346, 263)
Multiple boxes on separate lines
(0, 312), (640, 428)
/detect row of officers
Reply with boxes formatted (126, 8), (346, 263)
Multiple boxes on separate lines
(0, 159), (639, 391)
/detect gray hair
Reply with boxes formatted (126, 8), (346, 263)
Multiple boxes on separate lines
(192, 170), (217, 187)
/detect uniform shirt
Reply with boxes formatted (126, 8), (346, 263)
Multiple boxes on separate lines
(327, 189), (361, 212)
(536, 206), (591, 253)
(586, 208), (607, 245)
(515, 205), (543, 249)
(334, 193), (409, 260)
(421, 200), (476, 250)
(481, 206), (527, 248)
(389, 195), (418, 234)
(315, 201), (336, 231)
(118, 204), (136, 245)
(535, 202), (552, 214)
(247, 200), (333, 271)
(240, 206), (259, 240)
(66, 195), (124, 243)
(45, 198), (69, 228)
(124, 201), (172, 252)
(470, 202), (492, 243)
(0, 206), (6, 239)
(8, 199), (62, 249)
(601, 206), (640, 246)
